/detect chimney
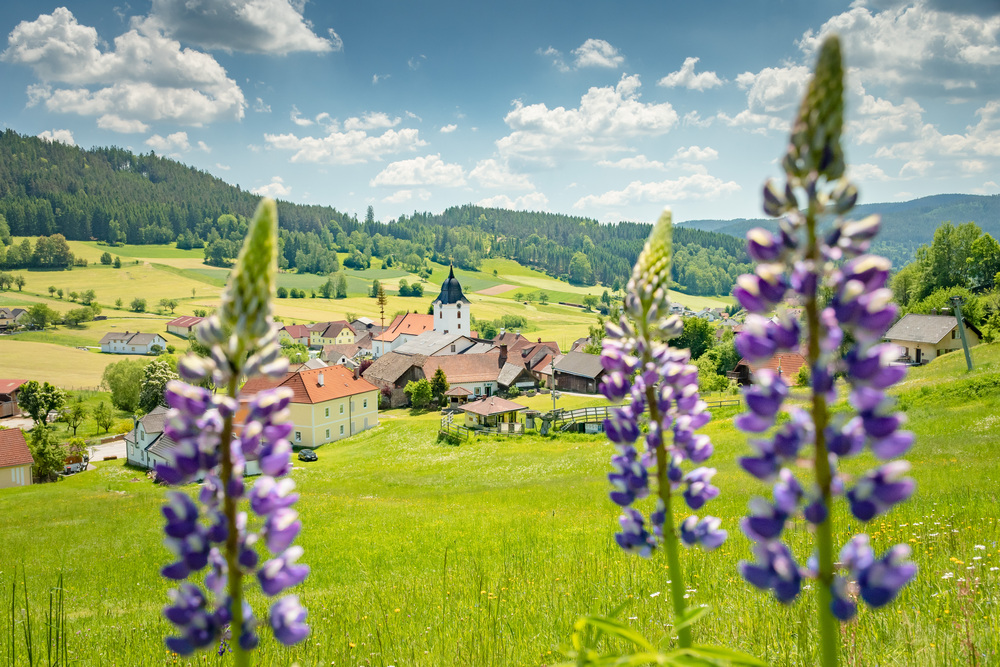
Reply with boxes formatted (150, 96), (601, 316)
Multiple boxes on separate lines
(318, 372), (325, 387)
(537, 337), (542, 343)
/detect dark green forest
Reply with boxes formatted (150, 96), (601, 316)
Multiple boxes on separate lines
(0, 129), (750, 294)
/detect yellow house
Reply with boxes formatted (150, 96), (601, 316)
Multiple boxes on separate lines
(0, 307), (27, 330)
(883, 314), (983, 365)
(242, 366), (379, 449)
(309, 321), (357, 348)
(278, 324), (312, 346)
(0, 429), (33, 489)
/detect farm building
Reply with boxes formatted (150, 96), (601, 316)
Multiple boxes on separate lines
(460, 396), (527, 431)
(242, 366), (379, 449)
(553, 351), (606, 394)
(883, 314), (982, 364)
(0, 379), (26, 418)
(0, 428), (33, 488)
(165, 315), (204, 338)
(729, 352), (807, 385)
(0, 307), (27, 330)
(99, 331), (168, 355)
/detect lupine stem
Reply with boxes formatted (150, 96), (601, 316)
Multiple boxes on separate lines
(639, 307), (691, 649)
(220, 374), (249, 667)
(804, 197), (838, 667)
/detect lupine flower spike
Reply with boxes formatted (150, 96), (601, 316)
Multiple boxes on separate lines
(601, 210), (726, 648)
(156, 199), (309, 665)
(734, 35), (915, 667)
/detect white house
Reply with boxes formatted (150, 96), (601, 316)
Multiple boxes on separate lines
(100, 331), (168, 355)
(126, 406), (262, 478)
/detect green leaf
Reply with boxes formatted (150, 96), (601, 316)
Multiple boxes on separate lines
(676, 645), (768, 666)
(577, 616), (654, 652)
(673, 605), (710, 632)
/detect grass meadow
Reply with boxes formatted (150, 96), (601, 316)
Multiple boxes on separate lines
(1, 346), (999, 665)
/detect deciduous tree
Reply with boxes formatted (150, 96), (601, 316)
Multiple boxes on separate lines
(18, 380), (67, 426)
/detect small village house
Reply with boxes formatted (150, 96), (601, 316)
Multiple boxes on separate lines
(460, 396), (527, 432)
(0, 379), (26, 418)
(553, 351), (606, 393)
(242, 366), (379, 449)
(100, 331), (168, 355)
(0, 307), (27, 330)
(126, 406), (262, 478)
(278, 324), (312, 346)
(444, 386), (473, 407)
(309, 321), (356, 348)
(0, 428), (33, 488)
(729, 351), (807, 386)
(165, 315), (204, 338)
(372, 312), (435, 358)
(883, 313), (983, 364)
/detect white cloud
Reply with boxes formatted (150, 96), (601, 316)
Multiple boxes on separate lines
(146, 131), (191, 152)
(215, 163), (230, 170)
(847, 163), (890, 181)
(598, 155), (666, 170)
(265, 127), (427, 164)
(252, 176), (291, 197)
(383, 189), (431, 204)
(476, 192), (549, 210)
(372, 73), (389, 85)
(470, 159), (535, 190)
(2, 9), (245, 130)
(537, 46), (569, 72)
(290, 105), (313, 126)
(658, 57), (723, 91)
(899, 159), (933, 178)
(961, 159), (988, 173)
(370, 154), (466, 187)
(440, 124), (457, 134)
(572, 39), (624, 69)
(574, 173), (741, 209)
(253, 98), (271, 113)
(344, 112), (400, 131)
(671, 145), (718, 162)
(408, 55), (426, 70)
(37, 129), (75, 145)
(497, 74), (678, 164)
(147, 0), (338, 54)
(97, 115), (149, 133)
(197, 140), (210, 152)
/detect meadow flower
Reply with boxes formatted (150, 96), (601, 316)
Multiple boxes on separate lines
(599, 210), (726, 649)
(733, 36), (915, 665)
(154, 199), (309, 664)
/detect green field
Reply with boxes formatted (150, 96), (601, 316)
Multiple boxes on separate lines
(1, 345), (998, 665)
(0, 340), (151, 389)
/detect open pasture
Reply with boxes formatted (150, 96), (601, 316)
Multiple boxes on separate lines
(2, 346), (999, 665)
(0, 340), (149, 388)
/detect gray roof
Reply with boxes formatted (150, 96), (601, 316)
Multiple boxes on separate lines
(139, 405), (170, 435)
(883, 314), (973, 345)
(497, 362), (531, 387)
(147, 433), (179, 459)
(394, 331), (472, 356)
(99, 332), (132, 344)
(128, 333), (165, 346)
(554, 350), (606, 379)
(463, 342), (495, 355)
(363, 352), (426, 384)
(435, 265), (469, 305)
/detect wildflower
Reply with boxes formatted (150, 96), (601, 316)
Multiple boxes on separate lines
(733, 35), (915, 664)
(156, 199), (308, 663)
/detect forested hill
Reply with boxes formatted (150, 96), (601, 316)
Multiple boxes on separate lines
(0, 129), (749, 294)
(680, 193), (1000, 269)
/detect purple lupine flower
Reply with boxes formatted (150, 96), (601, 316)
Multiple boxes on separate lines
(270, 595), (310, 646)
(734, 36), (916, 647)
(614, 507), (655, 558)
(682, 467), (719, 510)
(157, 199), (309, 661)
(680, 515), (727, 551)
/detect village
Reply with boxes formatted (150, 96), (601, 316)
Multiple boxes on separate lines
(0, 264), (982, 489)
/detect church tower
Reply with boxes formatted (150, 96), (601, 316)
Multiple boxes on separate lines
(433, 265), (470, 335)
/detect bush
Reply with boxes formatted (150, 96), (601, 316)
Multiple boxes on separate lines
(130, 297), (147, 313)
(276, 286), (288, 298)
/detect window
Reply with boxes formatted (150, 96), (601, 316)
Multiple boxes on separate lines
(339, 404), (344, 414)
(340, 425), (344, 435)
(457, 310), (461, 318)
(363, 399), (368, 408)
(952, 330), (957, 339)
(325, 429), (330, 439)
(439, 310), (442, 318)
(451, 344), (456, 352)
(325, 407), (330, 417)
(474, 386), (481, 395)
(295, 431), (301, 442)
(364, 417), (369, 429)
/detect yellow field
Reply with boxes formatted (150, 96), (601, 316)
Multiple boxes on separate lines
(0, 340), (149, 389)
(17, 263), (222, 307)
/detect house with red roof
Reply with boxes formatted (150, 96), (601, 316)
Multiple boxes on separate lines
(729, 352), (807, 386)
(278, 324), (312, 346)
(242, 365), (379, 449)
(372, 312), (435, 358)
(0, 379), (27, 418)
(165, 315), (205, 338)
(0, 428), (33, 488)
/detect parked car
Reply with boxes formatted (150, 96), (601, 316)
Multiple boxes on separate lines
(297, 448), (318, 462)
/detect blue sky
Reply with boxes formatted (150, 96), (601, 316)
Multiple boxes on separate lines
(1, 1), (998, 224)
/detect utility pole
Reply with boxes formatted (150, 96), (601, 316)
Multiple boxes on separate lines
(950, 296), (974, 371)
(551, 357), (557, 412)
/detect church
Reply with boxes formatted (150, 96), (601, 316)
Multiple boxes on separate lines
(433, 265), (470, 335)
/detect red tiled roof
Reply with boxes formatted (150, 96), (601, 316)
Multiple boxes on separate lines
(422, 354), (504, 383)
(282, 324), (311, 339)
(0, 379), (27, 395)
(738, 352), (807, 379)
(165, 316), (204, 329)
(460, 396), (527, 416)
(242, 365), (378, 404)
(374, 313), (433, 341)
(0, 429), (33, 468)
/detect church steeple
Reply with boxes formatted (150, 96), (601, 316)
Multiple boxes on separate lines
(435, 264), (469, 305)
